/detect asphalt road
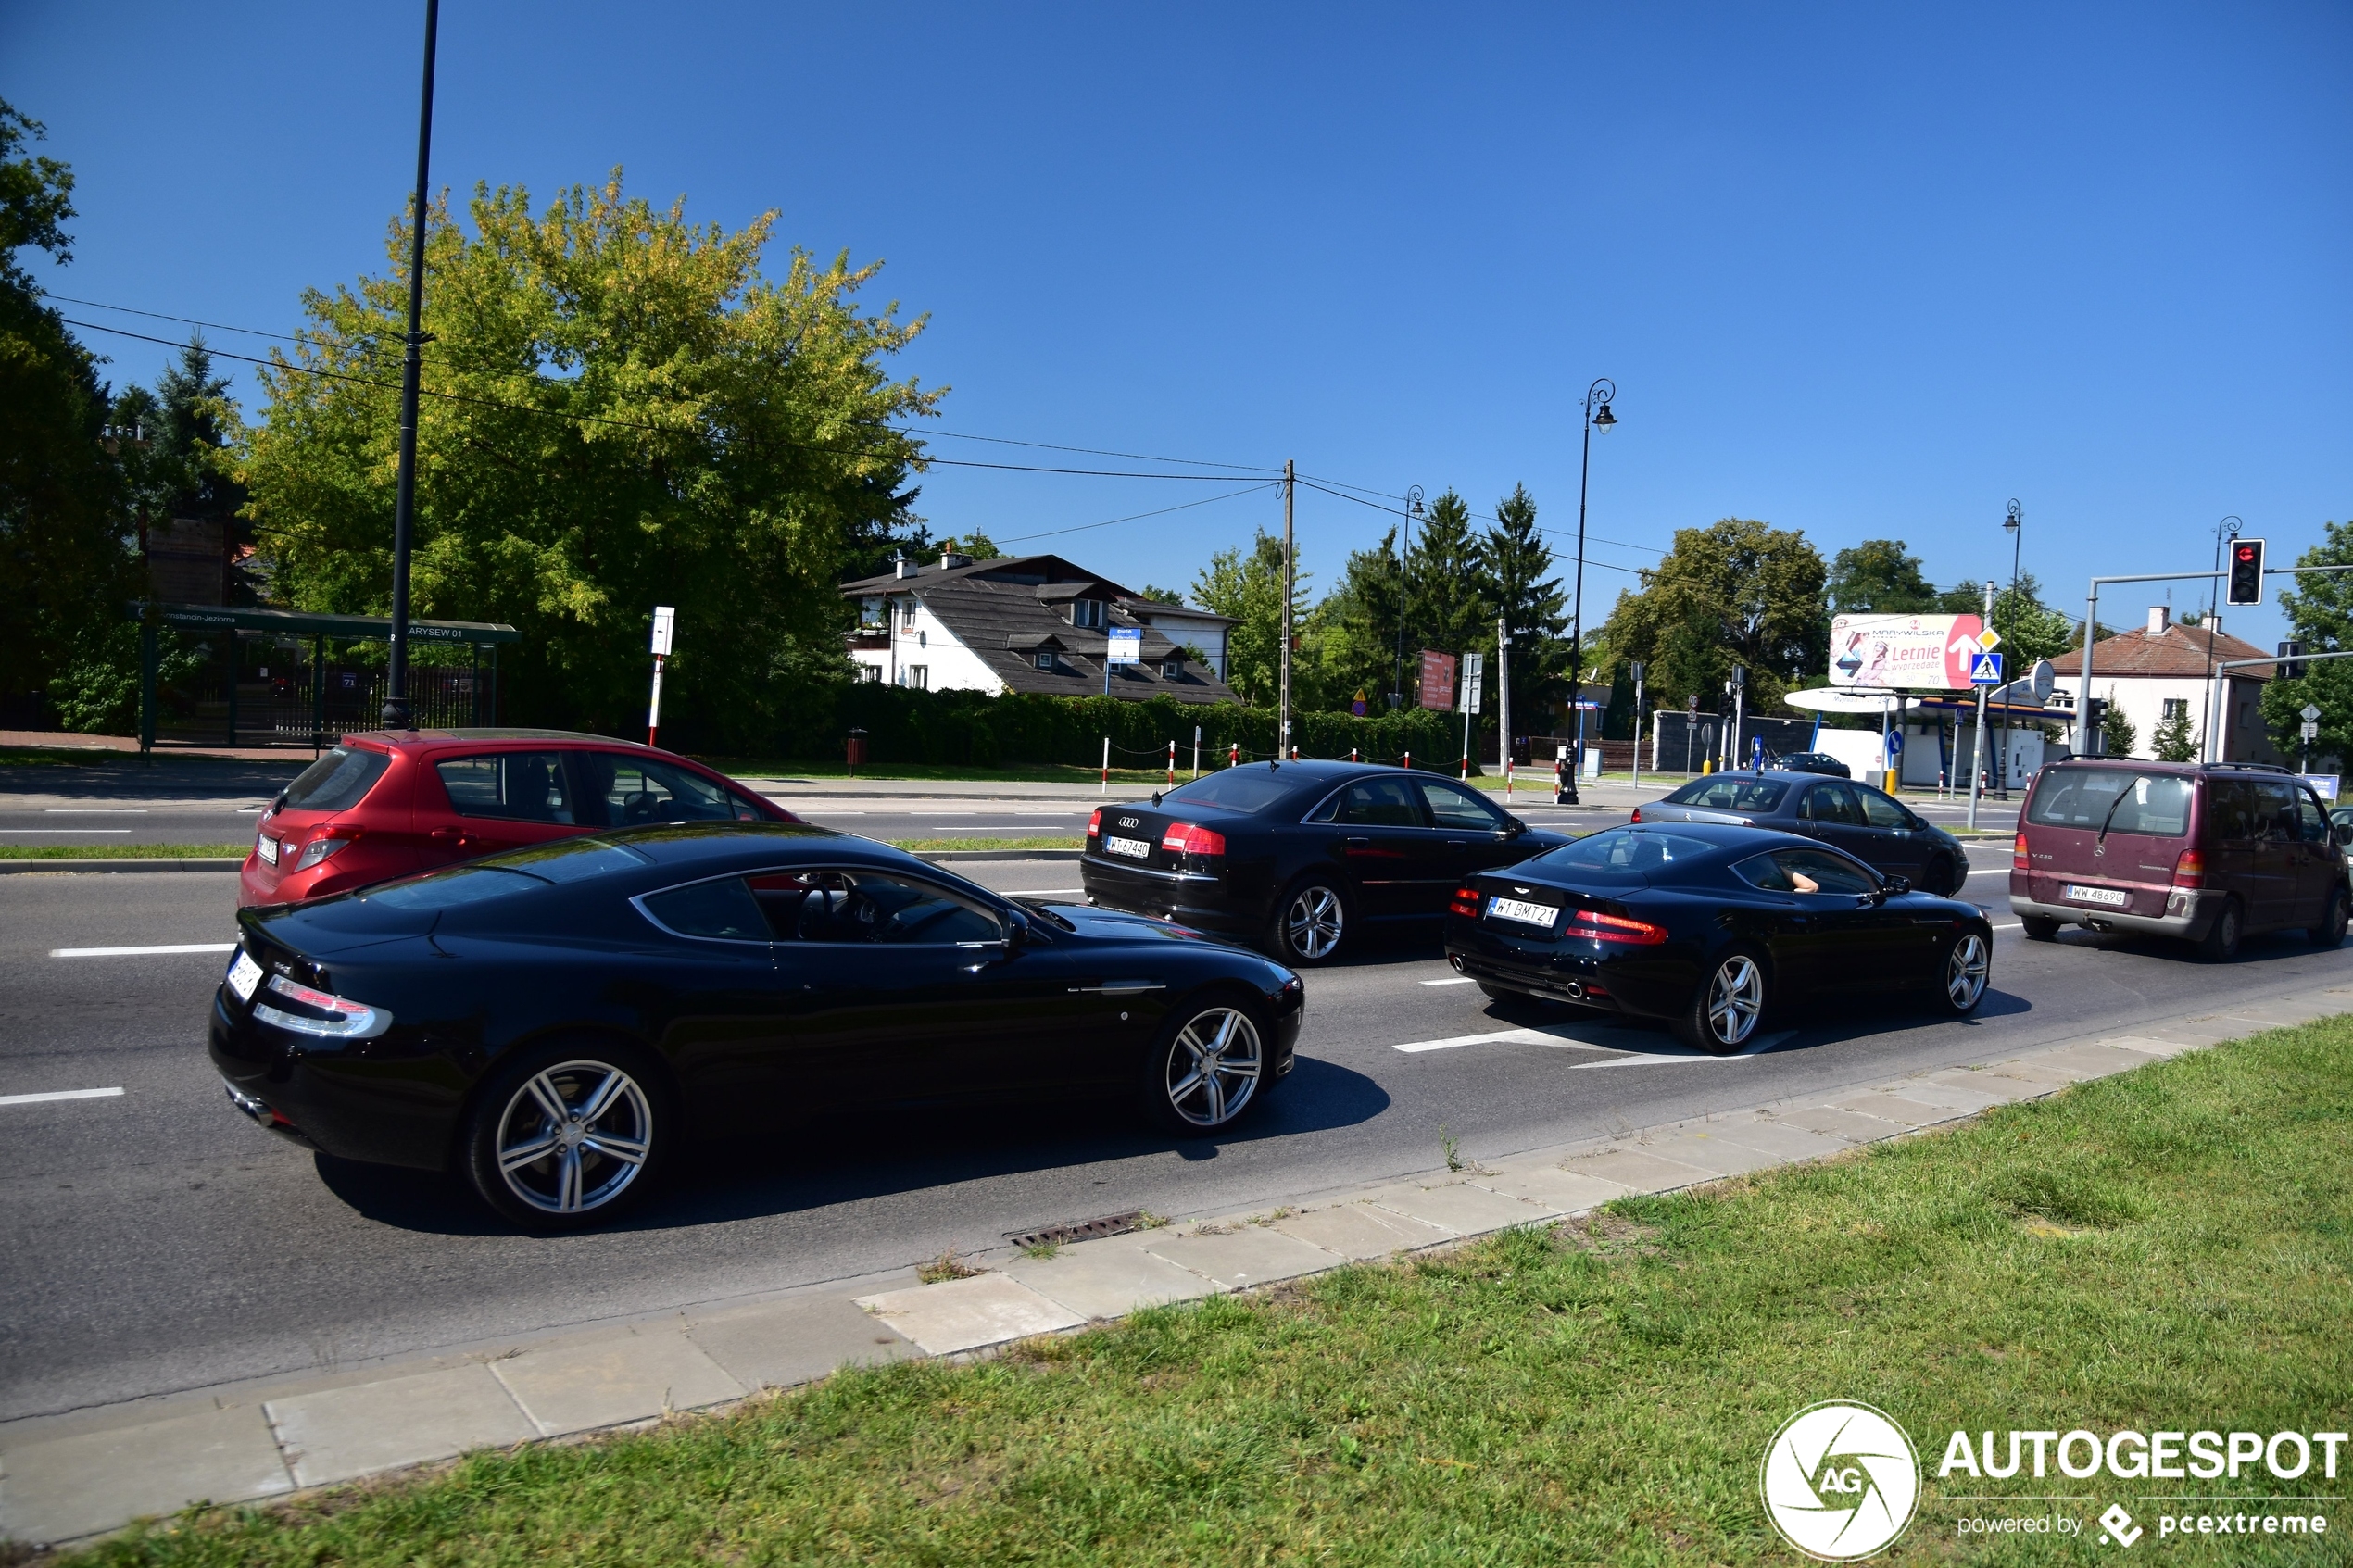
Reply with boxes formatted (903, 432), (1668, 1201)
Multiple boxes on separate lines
(0, 843), (2324, 1423)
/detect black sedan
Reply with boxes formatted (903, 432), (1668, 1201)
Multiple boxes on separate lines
(1778, 751), (1853, 778)
(1444, 822), (1992, 1053)
(1631, 769), (1969, 895)
(1080, 760), (1573, 966)
(211, 823), (1303, 1228)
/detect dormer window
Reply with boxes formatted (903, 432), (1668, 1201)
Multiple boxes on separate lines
(1072, 598), (1106, 630)
(1160, 657), (1185, 678)
(1035, 650), (1054, 671)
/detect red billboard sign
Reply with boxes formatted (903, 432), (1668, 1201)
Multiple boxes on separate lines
(1418, 649), (1456, 710)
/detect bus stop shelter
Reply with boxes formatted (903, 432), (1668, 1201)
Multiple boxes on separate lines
(128, 602), (522, 755)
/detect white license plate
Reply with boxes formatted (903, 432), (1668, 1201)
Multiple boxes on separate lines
(2062, 884), (2130, 908)
(1487, 897), (1559, 928)
(257, 835), (279, 866)
(226, 949), (264, 1001)
(1104, 835), (1154, 860)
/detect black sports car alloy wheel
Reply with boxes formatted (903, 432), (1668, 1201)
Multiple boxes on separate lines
(465, 1048), (664, 1227)
(1938, 932), (1990, 1013)
(1143, 1000), (1266, 1135)
(1679, 948), (1766, 1054)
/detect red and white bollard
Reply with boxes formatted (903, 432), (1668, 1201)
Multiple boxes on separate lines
(1351, 746), (1359, 763)
(1101, 735), (1110, 795)
(1403, 750), (1412, 771)
(1229, 742), (1239, 769)
(1166, 740), (1176, 787)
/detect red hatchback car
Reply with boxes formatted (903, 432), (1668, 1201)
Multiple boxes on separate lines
(241, 729), (795, 907)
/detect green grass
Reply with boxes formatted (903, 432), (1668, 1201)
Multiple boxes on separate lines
(709, 759), (1189, 786)
(61, 1022), (2353, 1566)
(887, 836), (1083, 854)
(0, 842), (249, 860)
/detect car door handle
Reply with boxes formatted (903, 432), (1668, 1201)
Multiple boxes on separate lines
(1447, 839), (1468, 847)
(1345, 836), (1371, 846)
(429, 827), (469, 845)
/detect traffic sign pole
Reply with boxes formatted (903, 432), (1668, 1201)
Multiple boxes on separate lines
(647, 606), (676, 747)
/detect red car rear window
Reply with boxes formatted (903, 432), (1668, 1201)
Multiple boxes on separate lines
(2026, 769), (2193, 835)
(280, 746), (392, 813)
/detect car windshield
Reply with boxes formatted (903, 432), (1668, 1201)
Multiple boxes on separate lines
(279, 746), (391, 812)
(1662, 776), (1789, 811)
(2027, 769), (2194, 836)
(481, 837), (654, 885)
(362, 864), (547, 910)
(1159, 769), (1302, 813)
(1531, 828), (1716, 884)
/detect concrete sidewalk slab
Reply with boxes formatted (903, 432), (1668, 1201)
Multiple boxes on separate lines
(1702, 1116), (1855, 1162)
(2090, 1033), (2200, 1060)
(2026, 1041), (2169, 1078)
(1830, 1092), (1958, 1127)
(1755, 1104), (1907, 1142)
(1365, 1179), (1562, 1234)
(0, 1402), (291, 1545)
(1554, 1146), (1718, 1191)
(265, 1363), (535, 1487)
(490, 1325), (745, 1436)
(1869, 1076), (2016, 1114)
(1143, 1226), (1343, 1288)
(1274, 1201), (1453, 1260)
(1469, 1165), (1631, 1214)
(1975, 1059), (2082, 1090)
(1001, 1241), (1220, 1319)
(1921, 1068), (2042, 1103)
(856, 1273), (1086, 1355)
(1641, 1130), (1790, 1176)
(685, 1295), (917, 1390)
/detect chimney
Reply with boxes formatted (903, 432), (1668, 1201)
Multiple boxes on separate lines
(940, 550), (972, 571)
(2147, 606), (2170, 635)
(893, 552), (915, 580)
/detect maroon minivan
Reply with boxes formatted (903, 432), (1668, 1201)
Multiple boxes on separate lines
(2010, 760), (2347, 960)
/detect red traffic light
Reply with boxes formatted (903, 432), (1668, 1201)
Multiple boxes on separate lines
(2236, 544), (2257, 562)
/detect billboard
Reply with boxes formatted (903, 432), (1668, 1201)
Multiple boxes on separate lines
(1828, 613), (1987, 692)
(1418, 649), (1456, 709)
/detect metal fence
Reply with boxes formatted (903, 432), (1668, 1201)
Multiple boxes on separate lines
(156, 639), (498, 747)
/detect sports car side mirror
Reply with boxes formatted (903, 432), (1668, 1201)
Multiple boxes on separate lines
(1504, 814), (1528, 837)
(1881, 875), (1912, 898)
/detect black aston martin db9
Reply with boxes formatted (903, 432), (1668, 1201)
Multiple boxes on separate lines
(1081, 760), (1573, 965)
(212, 823), (1303, 1227)
(1443, 822), (1992, 1052)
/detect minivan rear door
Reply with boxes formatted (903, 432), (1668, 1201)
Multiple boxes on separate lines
(2019, 767), (2192, 921)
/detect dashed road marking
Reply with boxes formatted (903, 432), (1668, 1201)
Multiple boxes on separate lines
(1, 1086), (124, 1106)
(50, 943), (237, 959)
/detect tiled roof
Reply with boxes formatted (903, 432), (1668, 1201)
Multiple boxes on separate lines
(908, 576), (1242, 705)
(840, 553), (1136, 598)
(2066, 622), (2274, 680)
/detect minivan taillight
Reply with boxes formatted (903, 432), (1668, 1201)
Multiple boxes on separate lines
(2172, 849), (2205, 888)
(2013, 832), (2030, 871)
(1161, 822), (1227, 857)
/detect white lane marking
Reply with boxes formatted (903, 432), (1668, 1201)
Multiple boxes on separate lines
(1391, 1022), (1796, 1063)
(0, 829), (135, 834)
(1420, 976), (1478, 986)
(44, 809), (149, 814)
(1965, 866), (2008, 879)
(1393, 1027), (1616, 1053)
(1567, 1030), (1793, 1067)
(0, 1086), (125, 1106)
(1991, 922), (2021, 931)
(50, 942), (238, 958)
(1003, 887), (1085, 896)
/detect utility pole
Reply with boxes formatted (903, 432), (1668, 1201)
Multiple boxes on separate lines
(1998, 500), (2021, 800)
(1392, 485), (1421, 710)
(1969, 580), (1994, 830)
(1497, 618), (1513, 799)
(1629, 660), (1645, 791)
(1279, 459), (1294, 761)
(383, 0), (440, 731)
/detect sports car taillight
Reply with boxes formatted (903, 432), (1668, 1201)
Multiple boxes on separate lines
(1087, 809), (1101, 837)
(2172, 848), (2205, 888)
(1567, 907), (1669, 946)
(1449, 885), (1483, 918)
(1161, 822), (1227, 857)
(252, 972), (393, 1040)
(2013, 832), (2030, 871)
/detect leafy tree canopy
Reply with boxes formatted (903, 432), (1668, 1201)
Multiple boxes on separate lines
(1827, 538), (1938, 613)
(2261, 521), (2353, 763)
(1483, 483), (1567, 728)
(1193, 530), (1310, 709)
(1134, 583), (1191, 606)
(241, 171), (940, 747)
(1599, 519), (1827, 713)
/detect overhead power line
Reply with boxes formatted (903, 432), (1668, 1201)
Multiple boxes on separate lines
(995, 483), (1281, 545)
(1290, 478), (1654, 577)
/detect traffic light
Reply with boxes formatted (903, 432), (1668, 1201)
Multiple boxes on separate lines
(2226, 538), (2266, 606)
(2082, 696), (2108, 757)
(2279, 641), (2307, 681)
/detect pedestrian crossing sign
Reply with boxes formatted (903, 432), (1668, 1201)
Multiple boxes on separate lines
(1969, 652), (2005, 684)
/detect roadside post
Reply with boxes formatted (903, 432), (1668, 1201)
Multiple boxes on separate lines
(1629, 659), (1645, 792)
(1192, 725), (1202, 780)
(1166, 740), (1176, 788)
(1728, 665), (1746, 772)
(646, 605), (674, 747)
(1458, 650), (1483, 780)
(2303, 704), (2322, 774)
(1497, 619), (1514, 800)
(1101, 736), (1110, 794)
(1969, 582), (1998, 829)
(1883, 726), (1905, 793)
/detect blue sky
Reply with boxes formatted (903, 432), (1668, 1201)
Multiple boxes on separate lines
(7, 2), (2349, 657)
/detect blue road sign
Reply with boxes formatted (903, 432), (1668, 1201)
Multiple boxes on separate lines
(1884, 730), (1905, 758)
(1969, 652), (2005, 685)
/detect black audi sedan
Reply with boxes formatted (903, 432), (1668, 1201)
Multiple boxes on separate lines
(1778, 751), (1853, 778)
(1631, 769), (1969, 895)
(212, 823), (1303, 1228)
(1444, 822), (1992, 1052)
(1080, 760), (1573, 965)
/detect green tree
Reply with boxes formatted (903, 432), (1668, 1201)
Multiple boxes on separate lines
(1192, 530), (1310, 709)
(1599, 519), (1827, 714)
(1404, 490), (1490, 699)
(1483, 483), (1568, 730)
(1303, 526), (1405, 710)
(1827, 539), (1938, 612)
(942, 531), (1000, 561)
(2100, 694), (2139, 759)
(2149, 703), (2199, 762)
(1135, 583), (1192, 606)
(2260, 521), (2353, 763)
(241, 170), (939, 747)
(0, 99), (143, 727)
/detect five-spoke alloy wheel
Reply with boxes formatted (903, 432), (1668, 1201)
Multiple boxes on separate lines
(464, 1045), (670, 1228)
(1142, 999), (1270, 1135)
(1677, 947), (1767, 1055)
(1937, 931), (1991, 1014)
(1274, 879), (1348, 965)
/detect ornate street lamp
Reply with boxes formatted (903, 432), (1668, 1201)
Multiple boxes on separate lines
(1997, 499), (2021, 798)
(1559, 378), (1616, 805)
(383, 0), (440, 729)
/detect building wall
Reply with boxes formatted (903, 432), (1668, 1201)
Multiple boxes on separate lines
(1134, 608), (1229, 680)
(2050, 671), (2276, 762)
(876, 594), (1004, 695)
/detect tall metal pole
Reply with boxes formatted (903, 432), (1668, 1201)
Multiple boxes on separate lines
(1564, 377), (1616, 806)
(1969, 581), (1994, 830)
(1393, 485), (1421, 709)
(1279, 459), (1294, 760)
(1998, 499), (2021, 799)
(2201, 516), (2241, 763)
(383, 0), (440, 731)
(1497, 617), (1513, 798)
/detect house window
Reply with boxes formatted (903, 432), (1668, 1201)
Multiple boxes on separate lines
(2161, 698), (2187, 721)
(1072, 599), (1105, 630)
(859, 663), (882, 684)
(900, 599), (918, 631)
(859, 596), (885, 631)
(1034, 650), (1054, 671)
(905, 665), (929, 690)
(1160, 658), (1185, 678)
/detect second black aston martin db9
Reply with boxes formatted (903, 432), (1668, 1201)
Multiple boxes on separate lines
(1444, 822), (1991, 1052)
(212, 824), (1303, 1227)
(1080, 760), (1573, 965)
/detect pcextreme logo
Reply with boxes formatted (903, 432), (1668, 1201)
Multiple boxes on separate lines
(1761, 1401), (1921, 1561)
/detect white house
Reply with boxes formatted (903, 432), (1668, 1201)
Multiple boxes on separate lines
(840, 551), (1240, 705)
(2052, 607), (2283, 764)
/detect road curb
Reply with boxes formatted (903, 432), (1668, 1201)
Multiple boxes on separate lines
(0, 859), (245, 875)
(911, 848), (1083, 863)
(6, 990), (2335, 1549)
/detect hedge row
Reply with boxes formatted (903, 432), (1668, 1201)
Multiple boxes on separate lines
(764, 684), (1477, 770)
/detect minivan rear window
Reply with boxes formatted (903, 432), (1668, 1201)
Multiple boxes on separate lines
(2027, 769), (2194, 836)
(279, 746), (391, 813)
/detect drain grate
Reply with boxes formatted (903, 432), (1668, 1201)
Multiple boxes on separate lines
(1006, 1210), (1145, 1249)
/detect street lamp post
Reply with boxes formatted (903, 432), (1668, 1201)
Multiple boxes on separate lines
(1391, 485), (1423, 710)
(2201, 516), (2243, 760)
(382, 0), (440, 731)
(1562, 377), (1617, 806)
(1998, 499), (2021, 799)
